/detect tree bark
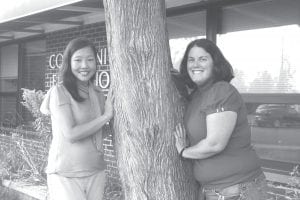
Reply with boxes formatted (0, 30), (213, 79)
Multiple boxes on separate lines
(103, 1), (198, 199)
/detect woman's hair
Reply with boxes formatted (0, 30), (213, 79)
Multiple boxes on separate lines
(179, 38), (234, 90)
(59, 37), (97, 102)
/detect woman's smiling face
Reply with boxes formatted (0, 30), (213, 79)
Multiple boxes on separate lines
(71, 46), (96, 83)
(187, 46), (214, 86)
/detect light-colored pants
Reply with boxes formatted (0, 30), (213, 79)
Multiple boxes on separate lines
(47, 171), (106, 200)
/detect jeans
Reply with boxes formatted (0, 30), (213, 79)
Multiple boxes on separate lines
(200, 174), (271, 200)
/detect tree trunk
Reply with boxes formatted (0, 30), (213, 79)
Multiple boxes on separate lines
(103, 1), (198, 199)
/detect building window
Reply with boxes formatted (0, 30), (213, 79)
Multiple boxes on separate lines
(218, 0), (300, 94)
(23, 40), (46, 90)
(0, 39), (46, 127)
(0, 44), (18, 127)
(21, 39), (46, 123)
(218, 25), (300, 94)
(217, 0), (300, 165)
(249, 103), (300, 164)
(0, 45), (18, 92)
(167, 11), (206, 70)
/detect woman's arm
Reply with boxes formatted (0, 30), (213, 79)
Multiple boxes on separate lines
(175, 111), (237, 159)
(52, 89), (114, 143)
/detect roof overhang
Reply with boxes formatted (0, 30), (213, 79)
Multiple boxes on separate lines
(0, 0), (90, 23)
(0, 0), (103, 43)
(0, 0), (219, 44)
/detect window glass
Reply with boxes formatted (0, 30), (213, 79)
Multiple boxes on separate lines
(22, 40), (46, 123)
(218, 0), (300, 93)
(247, 103), (300, 164)
(218, 0), (300, 167)
(0, 44), (18, 92)
(23, 40), (46, 90)
(167, 11), (206, 70)
(218, 25), (300, 93)
(0, 96), (17, 127)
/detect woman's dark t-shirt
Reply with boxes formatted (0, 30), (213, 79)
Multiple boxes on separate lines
(184, 81), (262, 189)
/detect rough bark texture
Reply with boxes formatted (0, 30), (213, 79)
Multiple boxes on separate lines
(103, 1), (198, 199)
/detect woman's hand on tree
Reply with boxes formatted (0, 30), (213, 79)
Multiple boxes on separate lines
(173, 123), (188, 154)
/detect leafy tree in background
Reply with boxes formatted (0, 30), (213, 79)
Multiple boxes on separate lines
(276, 58), (296, 93)
(248, 70), (276, 93)
(231, 68), (247, 93)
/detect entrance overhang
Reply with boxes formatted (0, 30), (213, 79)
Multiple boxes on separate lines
(0, 0), (242, 44)
(0, 0), (104, 43)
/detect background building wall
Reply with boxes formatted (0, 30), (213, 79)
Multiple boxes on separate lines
(45, 22), (108, 90)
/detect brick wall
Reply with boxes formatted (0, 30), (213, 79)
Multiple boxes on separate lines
(0, 125), (122, 199)
(102, 129), (120, 183)
(23, 50), (46, 91)
(0, 127), (48, 169)
(0, 125), (120, 184)
(0, 128), (12, 149)
(45, 22), (108, 90)
(0, 96), (17, 126)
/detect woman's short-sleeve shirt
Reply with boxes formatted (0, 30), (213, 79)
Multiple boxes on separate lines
(184, 81), (262, 189)
(46, 84), (106, 177)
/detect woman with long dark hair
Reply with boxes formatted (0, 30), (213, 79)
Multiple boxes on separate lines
(174, 39), (269, 200)
(40, 37), (113, 200)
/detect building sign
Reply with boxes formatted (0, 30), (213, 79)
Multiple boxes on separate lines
(49, 48), (108, 69)
(48, 47), (110, 89)
(97, 48), (108, 66)
(49, 53), (63, 69)
(95, 70), (110, 89)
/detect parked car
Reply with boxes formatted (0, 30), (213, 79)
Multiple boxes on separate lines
(253, 104), (300, 128)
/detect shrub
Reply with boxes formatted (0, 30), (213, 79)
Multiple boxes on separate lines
(0, 141), (26, 181)
(0, 88), (52, 184)
(20, 88), (51, 140)
(286, 165), (300, 199)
